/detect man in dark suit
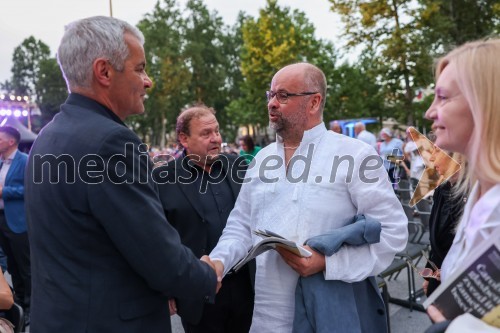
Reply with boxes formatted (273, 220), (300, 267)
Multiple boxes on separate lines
(0, 126), (30, 321)
(153, 105), (254, 333)
(25, 16), (218, 333)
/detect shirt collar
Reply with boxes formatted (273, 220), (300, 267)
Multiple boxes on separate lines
(66, 93), (126, 126)
(466, 183), (500, 233)
(1, 149), (17, 164)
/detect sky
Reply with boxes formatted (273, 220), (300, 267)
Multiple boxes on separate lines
(0, 0), (343, 85)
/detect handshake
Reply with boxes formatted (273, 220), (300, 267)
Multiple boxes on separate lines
(168, 255), (224, 316)
(200, 255), (224, 293)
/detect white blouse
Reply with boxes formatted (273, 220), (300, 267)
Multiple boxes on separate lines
(441, 183), (500, 282)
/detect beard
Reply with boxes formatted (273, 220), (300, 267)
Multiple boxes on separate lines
(269, 112), (284, 132)
(268, 101), (308, 136)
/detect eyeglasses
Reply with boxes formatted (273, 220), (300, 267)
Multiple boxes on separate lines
(266, 90), (318, 104)
(406, 251), (441, 280)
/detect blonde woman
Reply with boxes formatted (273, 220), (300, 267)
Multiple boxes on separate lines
(425, 38), (500, 332)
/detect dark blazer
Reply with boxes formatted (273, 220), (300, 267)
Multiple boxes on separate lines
(153, 153), (255, 325)
(3, 150), (28, 233)
(25, 94), (217, 333)
(153, 154), (247, 257)
(426, 182), (466, 296)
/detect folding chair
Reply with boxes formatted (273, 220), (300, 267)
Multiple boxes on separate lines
(376, 275), (391, 333)
(4, 303), (24, 333)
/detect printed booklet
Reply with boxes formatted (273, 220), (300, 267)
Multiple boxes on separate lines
(423, 229), (500, 328)
(231, 229), (312, 272)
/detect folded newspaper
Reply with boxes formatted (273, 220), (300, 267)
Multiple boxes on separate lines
(423, 229), (500, 328)
(231, 229), (312, 273)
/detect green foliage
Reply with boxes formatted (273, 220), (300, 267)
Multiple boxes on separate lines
(232, 0), (337, 127)
(418, 0), (500, 49)
(327, 59), (385, 122)
(2, 37), (66, 129)
(135, 0), (189, 146)
(5, 0), (497, 142)
(329, 0), (435, 125)
(36, 58), (67, 127)
(329, 0), (500, 126)
(134, 0), (243, 145)
(10, 36), (50, 98)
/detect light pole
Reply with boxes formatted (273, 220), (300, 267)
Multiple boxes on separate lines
(109, 0), (113, 17)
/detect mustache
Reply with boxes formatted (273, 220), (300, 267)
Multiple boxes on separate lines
(269, 110), (282, 117)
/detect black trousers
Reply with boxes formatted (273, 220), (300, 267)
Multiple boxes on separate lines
(0, 212), (31, 310)
(182, 264), (254, 333)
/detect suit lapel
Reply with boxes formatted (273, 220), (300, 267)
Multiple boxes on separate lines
(4, 151), (20, 185)
(176, 157), (205, 218)
(221, 156), (239, 198)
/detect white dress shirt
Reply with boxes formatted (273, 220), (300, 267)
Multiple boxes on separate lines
(210, 123), (408, 332)
(0, 150), (17, 209)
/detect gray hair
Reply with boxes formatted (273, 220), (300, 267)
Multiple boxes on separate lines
(57, 16), (145, 91)
(354, 122), (365, 130)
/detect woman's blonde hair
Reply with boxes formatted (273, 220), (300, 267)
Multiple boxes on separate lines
(435, 38), (500, 191)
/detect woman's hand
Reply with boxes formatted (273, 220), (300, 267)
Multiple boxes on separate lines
(427, 305), (447, 323)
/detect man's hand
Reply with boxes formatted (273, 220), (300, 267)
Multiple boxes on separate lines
(275, 245), (325, 277)
(212, 259), (224, 285)
(427, 305), (446, 323)
(200, 255), (223, 293)
(168, 298), (177, 316)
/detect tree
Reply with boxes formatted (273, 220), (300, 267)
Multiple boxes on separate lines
(229, 0), (337, 129)
(9, 36), (51, 98)
(36, 58), (67, 127)
(136, 0), (190, 147)
(329, 0), (434, 126)
(183, 0), (241, 140)
(135, 0), (243, 146)
(418, 0), (500, 50)
(327, 60), (385, 122)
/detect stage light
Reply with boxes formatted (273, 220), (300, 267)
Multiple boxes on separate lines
(9, 95), (15, 101)
(23, 96), (29, 101)
(0, 109), (7, 116)
(0, 94), (4, 100)
(22, 110), (29, 117)
(6, 110), (12, 116)
(16, 96), (22, 101)
(13, 110), (21, 117)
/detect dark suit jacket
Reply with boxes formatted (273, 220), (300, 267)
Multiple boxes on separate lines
(426, 182), (466, 296)
(3, 150), (28, 233)
(153, 154), (247, 257)
(25, 93), (217, 333)
(153, 154), (254, 324)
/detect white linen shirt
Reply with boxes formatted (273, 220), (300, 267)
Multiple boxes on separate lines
(210, 123), (408, 332)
